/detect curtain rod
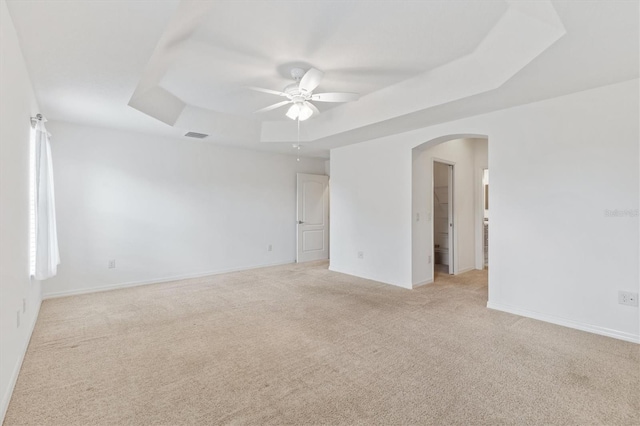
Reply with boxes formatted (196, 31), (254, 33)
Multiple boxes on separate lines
(30, 113), (44, 128)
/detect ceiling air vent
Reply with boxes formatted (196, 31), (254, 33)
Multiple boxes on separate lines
(184, 131), (208, 139)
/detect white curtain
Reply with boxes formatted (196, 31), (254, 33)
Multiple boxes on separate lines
(33, 118), (60, 280)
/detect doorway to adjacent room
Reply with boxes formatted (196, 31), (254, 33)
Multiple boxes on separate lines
(433, 160), (454, 278)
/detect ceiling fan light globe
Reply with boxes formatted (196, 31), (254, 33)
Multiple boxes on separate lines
(286, 104), (301, 120)
(298, 103), (314, 121)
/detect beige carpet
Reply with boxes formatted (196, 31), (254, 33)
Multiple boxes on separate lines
(5, 261), (639, 425)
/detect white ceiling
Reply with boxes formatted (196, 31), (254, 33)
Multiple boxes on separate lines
(6, 0), (639, 159)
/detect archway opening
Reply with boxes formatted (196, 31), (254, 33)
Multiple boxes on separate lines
(411, 134), (489, 288)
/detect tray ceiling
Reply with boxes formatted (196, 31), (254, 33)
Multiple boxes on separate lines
(6, 0), (639, 158)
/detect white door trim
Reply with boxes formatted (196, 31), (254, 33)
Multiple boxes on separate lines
(296, 173), (329, 263)
(476, 168), (488, 270)
(432, 158), (456, 276)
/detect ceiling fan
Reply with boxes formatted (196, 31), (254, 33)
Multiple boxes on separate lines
(249, 67), (359, 121)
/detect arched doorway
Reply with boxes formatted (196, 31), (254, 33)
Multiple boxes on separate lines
(411, 134), (488, 287)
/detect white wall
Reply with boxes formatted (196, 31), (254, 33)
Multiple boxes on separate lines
(330, 137), (413, 287)
(0, 0), (42, 420)
(412, 138), (488, 286)
(330, 79), (639, 342)
(43, 122), (326, 297)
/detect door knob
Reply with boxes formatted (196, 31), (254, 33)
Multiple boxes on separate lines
(298, 220), (304, 224)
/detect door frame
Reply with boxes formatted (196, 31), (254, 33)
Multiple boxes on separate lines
(477, 168), (489, 270)
(432, 158), (455, 275)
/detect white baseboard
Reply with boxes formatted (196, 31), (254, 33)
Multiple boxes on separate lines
(43, 260), (296, 299)
(487, 301), (640, 344)
(327, 266), (412, 289)
(413, 279), (433, 288)
(1, 298), (42, 423)
(455, 266), (475, 275)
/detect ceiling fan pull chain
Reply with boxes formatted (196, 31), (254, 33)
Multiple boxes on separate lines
(296, 118), (301, 162)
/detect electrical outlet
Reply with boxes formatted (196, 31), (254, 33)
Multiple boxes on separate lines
(16, 311), (20, 328)
(22, 298), (26, 313)
(619, 291), (639, 307)
(428, 255), (432, 264)
(357, 251), (364, 259)
(416, 213), (420, 222)
(108, 259), (116, 269)
(267, 244), (273, 252)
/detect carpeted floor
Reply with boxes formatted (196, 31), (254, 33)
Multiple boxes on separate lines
(5, 261), (639, 425)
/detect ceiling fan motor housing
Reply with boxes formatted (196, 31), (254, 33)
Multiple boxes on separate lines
(284, 83), (311, 101)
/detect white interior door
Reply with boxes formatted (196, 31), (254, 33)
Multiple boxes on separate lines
(296, 173), (329, 263)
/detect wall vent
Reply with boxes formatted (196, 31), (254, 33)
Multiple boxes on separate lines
(184, 131), (208, 139)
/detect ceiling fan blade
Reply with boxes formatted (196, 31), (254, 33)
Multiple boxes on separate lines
(305, 101), (320, 117)
(246, 86), (288, 97)
(299, 68), (324, 93)
(255, 100), (291, 113)
(311, 92), (360, 103)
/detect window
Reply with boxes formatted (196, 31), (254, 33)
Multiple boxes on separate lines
(29, 125), (36, 276)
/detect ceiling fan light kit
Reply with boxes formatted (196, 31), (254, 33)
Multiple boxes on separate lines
(286, 103), (314, 121)
(251, 67), (360, 121)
